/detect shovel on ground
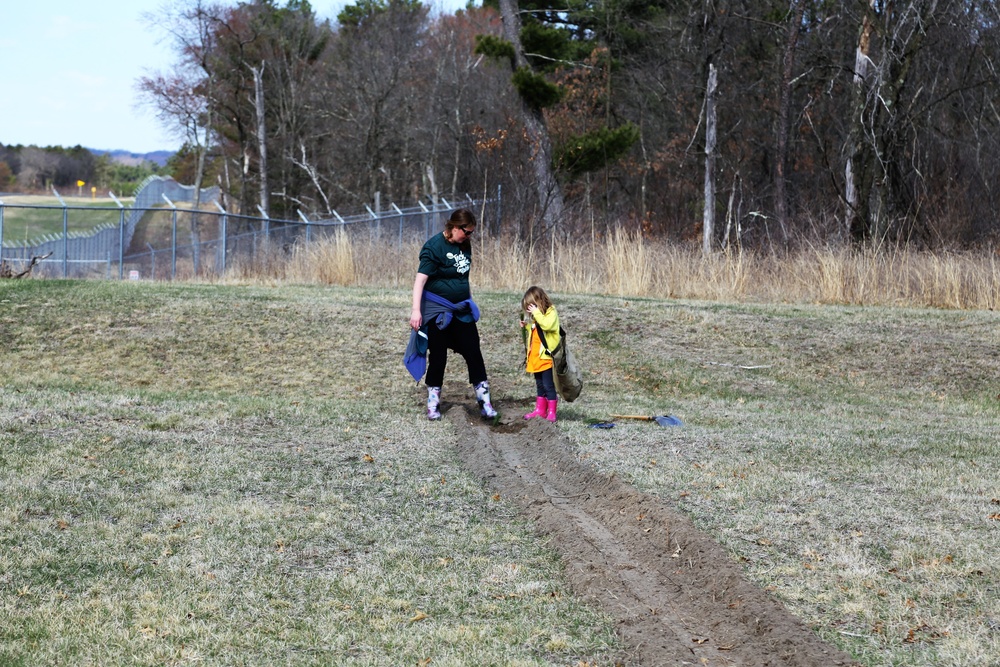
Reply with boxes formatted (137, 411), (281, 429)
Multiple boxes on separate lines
(611, 414), (683, 427)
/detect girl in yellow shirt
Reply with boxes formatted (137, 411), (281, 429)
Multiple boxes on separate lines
(520, 286), (561, 422)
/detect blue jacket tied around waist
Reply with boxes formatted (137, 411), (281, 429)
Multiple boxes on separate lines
(403, 292), (480, 382)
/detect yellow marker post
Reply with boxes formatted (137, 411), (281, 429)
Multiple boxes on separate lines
(77, 180), (85, 197)
(91, 186), (97, 200)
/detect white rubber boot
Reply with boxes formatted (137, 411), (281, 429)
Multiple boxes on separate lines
(427, 386), (441, 421)
(474, 381), (498, 419)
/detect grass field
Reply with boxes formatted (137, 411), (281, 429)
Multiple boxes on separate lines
(1, 279), (997, 666)
(0, 196), (138, 244)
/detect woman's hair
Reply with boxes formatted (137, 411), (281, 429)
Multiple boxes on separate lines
(443, 209), (476, 248)
(522, 285), (553, 313)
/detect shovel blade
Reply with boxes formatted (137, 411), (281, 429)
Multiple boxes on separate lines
(653, 415), (683, 427)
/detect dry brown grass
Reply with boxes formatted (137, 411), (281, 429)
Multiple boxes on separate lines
(3, 276), (996, 667)
(287, 226), (356, 285)
(0, 282), (625, 667)
(232, 231), (999, 311)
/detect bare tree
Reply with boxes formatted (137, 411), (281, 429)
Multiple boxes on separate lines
(0, 252), (52, 278)
(139, 0), (227, 272)
(844, 0), (877, 242)
(318, 0), (430, 208)
(15, 148), (58, 191)
(136, 0), (1000, 248)
(774, 0), (806, 248)
(703, 63), (717, 256)
(496, 0), (565, 232)
(841, 0), (974, 244)
(251, 62), (269, 217)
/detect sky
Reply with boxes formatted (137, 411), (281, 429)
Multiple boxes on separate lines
(0, 0), (474, 155)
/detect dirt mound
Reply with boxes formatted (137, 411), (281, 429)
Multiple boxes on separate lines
(447, 404), (860, 667)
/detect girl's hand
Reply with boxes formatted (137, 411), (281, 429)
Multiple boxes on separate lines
(526, 303), (537, 314)
(410, 309), (422, 330)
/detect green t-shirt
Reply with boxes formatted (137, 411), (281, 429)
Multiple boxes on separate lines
(418, 232), (472, 303)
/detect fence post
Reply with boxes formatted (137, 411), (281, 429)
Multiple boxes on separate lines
(419, 200), (429, 240)
(51, 187), (69, 277)
(110, 191), (125, 279)
(392, 203), (404, 249)
(257, 205), (270, 243)
(0, 198), (5, 268)
(297, 210), (313, 244)
(62, 202), (69, 277)
(365, 204), (378, 243)
(163, 193), (178, 280)
(214, 201), (227, 275)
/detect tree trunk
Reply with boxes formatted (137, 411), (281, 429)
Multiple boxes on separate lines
(190, 143), (205, 276)
(497, 0), (564, 231)
(774, 0), (805, 248)
(450, 108), (461, 198)
(845, 0), (876, 242)
(703, 63), (717, 257)
(426, 164), (439, 205)
(252, 62), (269, 217)
(190, 104), (212, 276)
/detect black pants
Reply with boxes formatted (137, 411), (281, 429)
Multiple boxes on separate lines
(425, 319), (488, 388)
(534, 368), (557, 400)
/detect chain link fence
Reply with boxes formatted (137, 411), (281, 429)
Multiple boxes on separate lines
(0, 178), (499, 280)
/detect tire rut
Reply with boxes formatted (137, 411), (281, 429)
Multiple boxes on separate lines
(446, 404), (861, 667)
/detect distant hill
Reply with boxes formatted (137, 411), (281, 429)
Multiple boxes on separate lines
(88, 148), (174, 167)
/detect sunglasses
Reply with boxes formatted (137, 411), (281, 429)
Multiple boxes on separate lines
(460, 226), (475, 235)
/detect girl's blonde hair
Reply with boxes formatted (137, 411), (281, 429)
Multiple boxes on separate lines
(522, 285), (553, 313)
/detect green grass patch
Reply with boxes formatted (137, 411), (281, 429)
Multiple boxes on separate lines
(1, 197), (132, 244)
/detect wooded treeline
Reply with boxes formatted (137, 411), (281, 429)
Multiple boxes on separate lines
(0, 144), (165, 197)
(140, 0), (1000, 249)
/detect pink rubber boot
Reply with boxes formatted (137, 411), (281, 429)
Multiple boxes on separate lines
(545, 398), (558, 423)
(524, 396), (548, 420)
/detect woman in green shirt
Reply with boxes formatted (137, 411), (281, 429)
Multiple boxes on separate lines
(409, 209), (497, 421)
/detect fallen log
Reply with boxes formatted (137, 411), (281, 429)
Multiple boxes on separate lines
(0, 252), (53, 279)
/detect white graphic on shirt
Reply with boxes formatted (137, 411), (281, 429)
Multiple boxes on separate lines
(446, 250), (470, 275)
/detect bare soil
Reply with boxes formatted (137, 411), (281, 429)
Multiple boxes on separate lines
(446, 403), (862, 667)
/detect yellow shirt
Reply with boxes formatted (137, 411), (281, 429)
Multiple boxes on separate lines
(526, 325), (553, 373)
(523, 305), (559, 373)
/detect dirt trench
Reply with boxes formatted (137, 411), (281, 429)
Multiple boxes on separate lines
(445, 404), (861, 667)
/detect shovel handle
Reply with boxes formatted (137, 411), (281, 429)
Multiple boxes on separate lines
(611, 414), (653, 421)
